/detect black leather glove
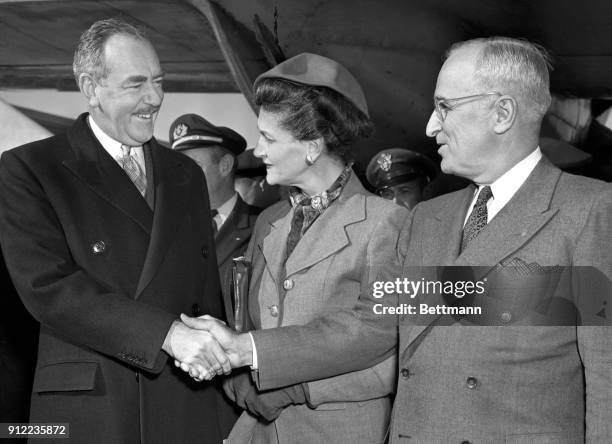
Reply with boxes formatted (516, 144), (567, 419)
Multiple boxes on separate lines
(223, 370), (309, 421)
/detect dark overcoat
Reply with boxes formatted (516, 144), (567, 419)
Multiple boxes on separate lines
(0, 113), (226, 444)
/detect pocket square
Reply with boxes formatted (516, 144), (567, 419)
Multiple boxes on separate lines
(496, 257), (563, 275)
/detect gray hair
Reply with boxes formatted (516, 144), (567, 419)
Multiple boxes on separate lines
(73, 18), (149, 85)
(447, 37), (553, 120)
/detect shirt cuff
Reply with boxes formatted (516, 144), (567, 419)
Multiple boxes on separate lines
(248, 332), (258, 369)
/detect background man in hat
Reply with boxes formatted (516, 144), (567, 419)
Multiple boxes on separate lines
(366, 147), (437, 210)
(0, 18), (231, 443)
(170, 114), (260, 330)
(184, 37), (612, 443)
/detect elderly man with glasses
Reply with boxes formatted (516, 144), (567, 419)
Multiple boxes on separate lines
(184, 36), (612, 443)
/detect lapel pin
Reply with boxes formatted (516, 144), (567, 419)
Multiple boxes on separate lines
(91, 240), (106, 254)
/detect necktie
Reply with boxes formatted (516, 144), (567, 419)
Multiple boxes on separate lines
(211, 209), (219, 235)
(461, 185), (493, 251)
(118, 145), (147, 197)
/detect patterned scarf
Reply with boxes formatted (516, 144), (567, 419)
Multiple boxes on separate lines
(284, 163), (353, 261)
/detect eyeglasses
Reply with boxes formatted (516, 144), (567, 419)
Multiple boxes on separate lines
(434, 91), (501, 122)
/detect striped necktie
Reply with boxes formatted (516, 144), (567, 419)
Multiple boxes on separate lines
(118, 145), (147, 197)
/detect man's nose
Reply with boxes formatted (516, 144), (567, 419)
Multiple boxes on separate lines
(425, 110), (441, 138)
(144, 81), (163, 107)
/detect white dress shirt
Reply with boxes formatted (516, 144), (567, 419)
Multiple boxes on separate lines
(464, 148), (542, 226)
(88, 115), (147, 175)
(214, 193), (238, 229)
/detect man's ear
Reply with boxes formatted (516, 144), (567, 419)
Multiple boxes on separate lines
(493, 95), (517, 134)
(218, 152), (235, 177)
(79, 73), (100, 108)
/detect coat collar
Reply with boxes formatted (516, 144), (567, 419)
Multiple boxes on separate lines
(455, 157), (560, 275)
(62, 113), (193, 298)
(402, 157), (562, 350)
(284, 172), (367, 277)
(258, 172), (368, 281)
(134, 142), (193, 297)
(258, 202), (292, 288)
(63, 113), (154, 233)
(420, 157), (561, 270)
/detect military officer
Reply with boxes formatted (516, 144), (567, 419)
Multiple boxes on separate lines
(170, 114), (260, 326)
(366, 147), (437, 210)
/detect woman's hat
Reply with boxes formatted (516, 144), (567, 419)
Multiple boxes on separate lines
(254, 53), (369, 117)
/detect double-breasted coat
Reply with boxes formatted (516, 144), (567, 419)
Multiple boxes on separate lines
(250, 157), (612, 443)
(0, 114), (227, 444)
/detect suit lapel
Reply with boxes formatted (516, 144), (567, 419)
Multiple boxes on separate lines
(402, 158), (563, 353)
(63, 114), (153, 233)
(259, 202), (292, 288)
(284, 173), (366, 277)
(428, 185), (475, 265)
(455, 158), (561, 278)
(135, 142), (192, 298)
(402, 187), (475, 346)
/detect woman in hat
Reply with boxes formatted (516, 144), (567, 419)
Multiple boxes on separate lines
(223, 53), (408, 444)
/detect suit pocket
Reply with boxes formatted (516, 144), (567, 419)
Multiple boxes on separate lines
(313, 402), (347, 411)
(33, 361), (99, 393)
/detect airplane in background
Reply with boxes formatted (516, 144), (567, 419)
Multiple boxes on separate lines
(0, 0), (610, 427)
(0, 0), (609, 179)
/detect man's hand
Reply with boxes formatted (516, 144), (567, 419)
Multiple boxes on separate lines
(180, 314), (253, 368)
(223, 370), (309, 421)
(162, 320), (230, 381)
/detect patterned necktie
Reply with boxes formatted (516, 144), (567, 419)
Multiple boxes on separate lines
(211, 209), (219, 235)
(118, 145), (147, 197)
(461, 185), (493, 251)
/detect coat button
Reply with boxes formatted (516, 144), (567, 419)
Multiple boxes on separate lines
(91, 240), (106, 254)
(283, 279), (294, 290)
(201, 246), (208, 258)
(466, 376), (478, 389)
(269, 305), (279, 317)
(500, 311), (512, 323)
(192, 303), (201, 316)
(400, 368), (410, 379)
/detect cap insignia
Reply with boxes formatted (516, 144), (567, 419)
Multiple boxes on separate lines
(378, 153), (392, 172)
(173, 123), (188, 140)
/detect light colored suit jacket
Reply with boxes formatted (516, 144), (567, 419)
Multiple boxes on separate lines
(251, 157), (612, 443)
(230, 173), (408, 444)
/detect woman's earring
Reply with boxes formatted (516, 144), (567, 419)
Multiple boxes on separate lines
(305, 154), (316, 166)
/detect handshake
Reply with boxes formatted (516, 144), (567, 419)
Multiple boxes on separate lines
(163, 315), (310, 421)
(162, 314), (253, 382)
(164, 314), (311, 421)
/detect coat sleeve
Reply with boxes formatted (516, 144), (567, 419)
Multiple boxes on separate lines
(572, 186), (612, 442)
(252, 204), (409, 390)
(306, 354), (396, 407)
(0, 150), (175, 373)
